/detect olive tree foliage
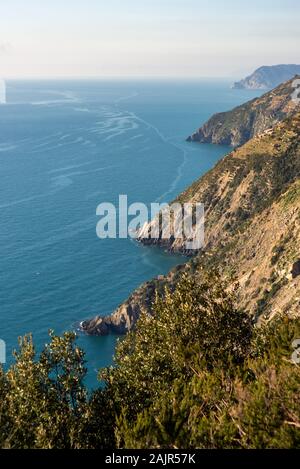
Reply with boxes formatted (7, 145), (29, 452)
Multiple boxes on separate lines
(100, 272), (300, 449)
(0, 331), (114, 449)
(1, 270), (299, 449)
(112, 310), (300, 449)
(101, 271), (253, 420)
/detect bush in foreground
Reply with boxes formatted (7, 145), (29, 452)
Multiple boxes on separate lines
(0, 271), (299, 448)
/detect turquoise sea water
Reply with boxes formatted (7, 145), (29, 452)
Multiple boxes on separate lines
(0, 80), (259, 388)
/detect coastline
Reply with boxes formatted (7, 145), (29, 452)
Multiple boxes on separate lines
(81, 80), (300, 336)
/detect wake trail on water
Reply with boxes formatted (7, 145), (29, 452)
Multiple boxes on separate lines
(31, 90), (81, 106)
(0, 163), (113, 211)
(113, 92), (188, 203)
(114, 92), (139, 104)
(128, 113), (188, 202)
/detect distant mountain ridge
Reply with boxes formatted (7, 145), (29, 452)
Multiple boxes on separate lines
(187, 76), (300, 146)
(233, 64), (300, 90)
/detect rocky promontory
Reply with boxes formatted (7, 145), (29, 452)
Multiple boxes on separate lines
(233, 64), (300, 90)
(187, 76), (300, 146)
(81, 280), (159, 335)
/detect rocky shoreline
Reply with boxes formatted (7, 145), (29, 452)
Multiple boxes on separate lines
(80, 279), (159, 335)
(81, 78), (300, 336)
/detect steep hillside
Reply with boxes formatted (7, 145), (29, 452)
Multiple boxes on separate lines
(233, 64), (300, 90)
(187, 77), (299, 146)
(82, 113), (300, 335)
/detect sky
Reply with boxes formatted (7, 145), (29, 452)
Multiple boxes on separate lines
(0, 0), (299, 79)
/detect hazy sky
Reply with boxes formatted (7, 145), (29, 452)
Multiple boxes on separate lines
(0, 0), (299, 78)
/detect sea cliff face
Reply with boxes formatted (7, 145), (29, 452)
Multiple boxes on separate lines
(81, 281), (158, 335)
(187, 77), (300, 147)
(233, 64), (300, 90)
(82, 92), (300, 336)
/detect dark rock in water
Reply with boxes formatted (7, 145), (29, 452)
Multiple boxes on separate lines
(81, 314), (129, 336)
(81, 317), (110, 335)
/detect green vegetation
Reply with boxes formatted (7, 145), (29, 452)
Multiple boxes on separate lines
(255, 277), (289, 317)
(281, 179), (300, 208)
(0, 331), (115, 449)
(0, 272), (299, 448)
(187, 77), (300, 146)
(174, 113), (300, 263)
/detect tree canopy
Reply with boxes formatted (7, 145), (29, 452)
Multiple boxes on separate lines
(1, 271), (299, 448)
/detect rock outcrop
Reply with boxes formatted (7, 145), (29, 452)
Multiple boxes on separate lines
(233, 64), (300, 90)
(81, 281), (158, 335)
(292, 260), (300, 279)
(187, 77), (300, 146)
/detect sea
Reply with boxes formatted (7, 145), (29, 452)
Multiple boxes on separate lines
(0, 79), (259, 388)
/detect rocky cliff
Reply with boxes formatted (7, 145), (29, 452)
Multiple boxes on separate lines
(82, 111), (300, 335)
(187, 77), (300, 146)
(233, 64), (300, 90)
(81, 281), (156, 335)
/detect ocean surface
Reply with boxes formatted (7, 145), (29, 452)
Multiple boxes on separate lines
(0, 79), (259, 388)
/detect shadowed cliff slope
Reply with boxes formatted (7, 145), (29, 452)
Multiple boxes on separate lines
(187, 77), (300, 146)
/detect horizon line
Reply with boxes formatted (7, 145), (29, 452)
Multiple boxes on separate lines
(3, 75), (239, 82)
